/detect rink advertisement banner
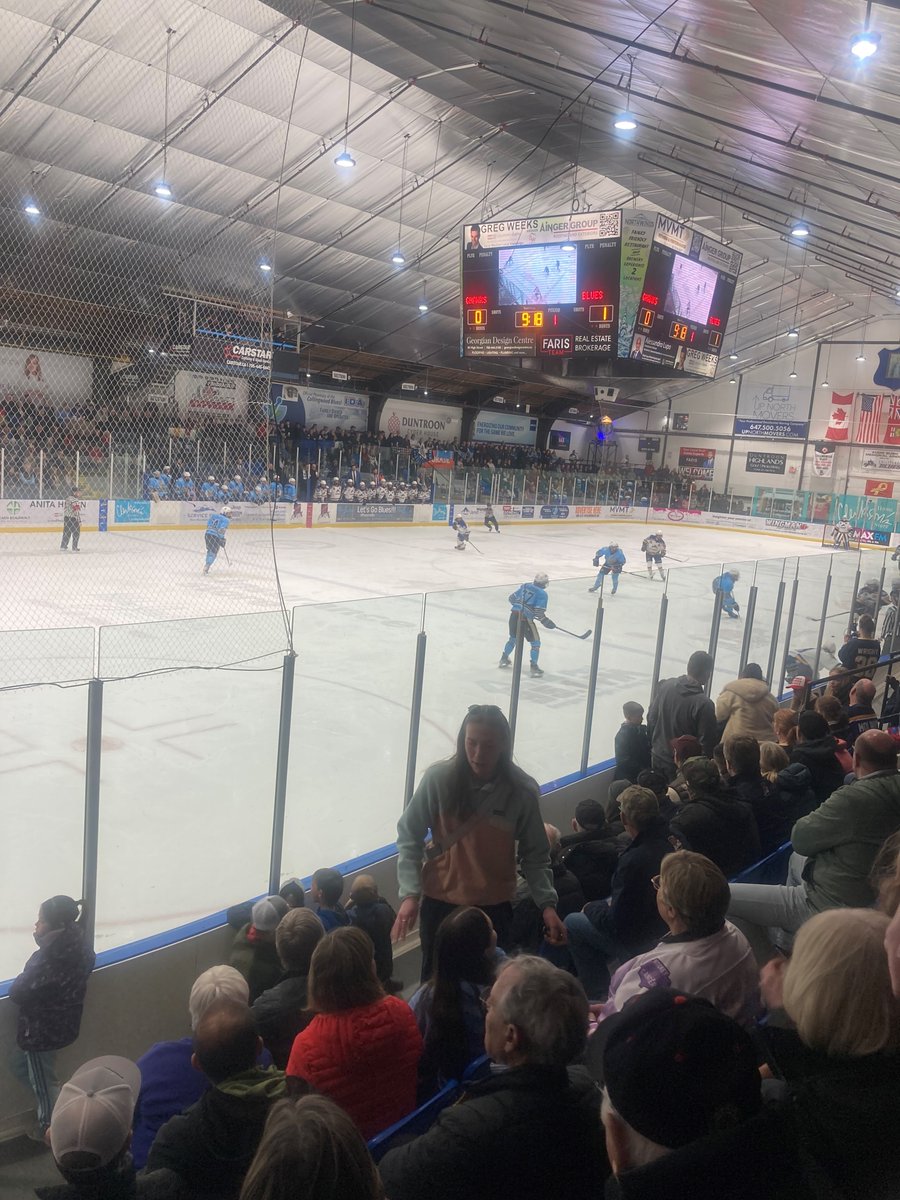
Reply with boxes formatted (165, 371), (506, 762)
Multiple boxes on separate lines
(677, 447), (716, 479)
(745, 452), (787, 475)
(0, 498), (99, 527)
(270, 384), (369, 432)
(472, 412), (539, 446)
(113, 500), (152, 524)
(336, 503), (414, 523)
(858, 446), (900, 474)
(192, 333), (271, 373)
(540, 504), (570, 519)
(179, 500), (287, 524)
(379, 398), (463, 442)
(617, 209), (657, 358)
(174, 372), (249, 422)
(463, 210), (621, 251)
(0, 345), (93, 409)
(734, 384), (808, 441)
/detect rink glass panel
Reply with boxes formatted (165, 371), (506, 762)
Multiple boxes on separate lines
(0, 681), (90, 983)
(285, 595), (423, 877)
(0, 625), (96, 687)
(93, 635), (283, 953)
(655, 559), (721, 687)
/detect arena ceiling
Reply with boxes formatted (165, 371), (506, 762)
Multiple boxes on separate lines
(0, 0), (898, 417)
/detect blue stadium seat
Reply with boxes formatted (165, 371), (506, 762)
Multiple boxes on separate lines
(460, 1052), (492, 1085)
(366, 1079), (459, 1163)
(729, 842), (792, 886)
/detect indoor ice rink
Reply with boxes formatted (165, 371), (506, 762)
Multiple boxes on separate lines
(0, 517), (866, 978)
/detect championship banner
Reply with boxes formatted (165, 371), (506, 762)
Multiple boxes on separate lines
(813, 442), (835, 478)
(824, 393), (853, 441)
(865, 479), (895, 498)
(678, 446), (715, 479)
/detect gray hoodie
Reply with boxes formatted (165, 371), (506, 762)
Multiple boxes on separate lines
(647, 674), (717, 778)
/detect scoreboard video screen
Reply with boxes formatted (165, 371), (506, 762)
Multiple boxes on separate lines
(460, 211), (623, 359)
(460, 209), (741, 379)
(627, 215), (742, 377)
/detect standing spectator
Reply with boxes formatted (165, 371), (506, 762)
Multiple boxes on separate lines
(559, 798), (619, 901)
(715, 664), (779, 742)
(839, 613), (881, 677)
(845, 677), (880, 747)
(564, 787), (671, 1000)
(229, 896), (289, 1003)
(238, 1096), (382, 1200)
(132, 964), (253, 1169)
(9, 896), (95, 1137)
(252, 910), (324, 1070)
(789, 711), (845, 804)
(310, 868), (350, 933)
(408, 906), (496, 1098)
(225, 878), (304, 934)
(647, 651), (718, 780)
(346, 874), (396, 988)
(728, 730), (900, 958)
(60, 486), (83, 552)
(613, 702), (652, 782)
(669, 758), (760, 877)
(145, 1003), (286, 1198)
(379, 958), (605, 1200)
(286, 928), (422, 1138)
(392, 705), (564, 979)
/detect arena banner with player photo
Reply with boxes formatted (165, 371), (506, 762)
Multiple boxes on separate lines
(734, 384), (808, 440)
(270, 384), (369, 432)
(336, 503), (414, 523)
(379, 398), (463, 443)
(472, 412), (539, 446)
(0, 345), (93, 409)
(677, 446), (716, 479)
(174, 371), (250, 423)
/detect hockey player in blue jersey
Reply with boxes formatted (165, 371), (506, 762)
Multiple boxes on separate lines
(203, 505), (231, 574)
(589, 542), (626, 593)
(499, 571), (555, 677)
(452, 515), (470, 550)
(283, 477), (297, 503)
(713, 568), (741, 617)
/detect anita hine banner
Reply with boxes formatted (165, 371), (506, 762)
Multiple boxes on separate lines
(733, 384), (808, 439)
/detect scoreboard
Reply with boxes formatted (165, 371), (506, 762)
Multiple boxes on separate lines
(460, 210), (741, 379)
(626, 215), (742, 377)
(460, 211), (623, 359)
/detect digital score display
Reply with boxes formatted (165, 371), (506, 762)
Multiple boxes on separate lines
(460, 210), (623, 358)
(626, 215), (742, 378)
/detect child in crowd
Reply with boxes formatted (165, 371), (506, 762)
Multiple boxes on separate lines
(613, 701), (651, 782)
(311, 867), (350, 933)
(559, 799), (619, 901)
(346, 874), (400, 991)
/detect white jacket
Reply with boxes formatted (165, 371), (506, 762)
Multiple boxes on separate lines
(599, 922), (760, 1026)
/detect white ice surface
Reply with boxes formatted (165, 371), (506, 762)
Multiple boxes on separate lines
(0, 521), (860, 978)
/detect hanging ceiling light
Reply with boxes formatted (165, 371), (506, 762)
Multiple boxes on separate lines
(155, 28), (175, 200)
(851, 6), (880, 59)
(729, 375), (737, 385)
(259, 259), (272, 272)
(790, 221), (810, 238)
(789, 369), (798, 379)
(335, 1), (357, 169)
(417, 281), (429, 312)
(23, 200), (41, 216)
(391, 249), (405, 265)
(613, 56), (638, 131)
(856, 351), (866, 362)
(787, 327), (799, 338)
(391, 133), (410, 266)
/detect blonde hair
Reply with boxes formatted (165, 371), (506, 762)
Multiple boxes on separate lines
(872, 831), (900, 919)
(759, 741), (789, 783)
(783, 909), (900, 1057)
(658, 851), (729, 937)
(188, 965), (248, 1030)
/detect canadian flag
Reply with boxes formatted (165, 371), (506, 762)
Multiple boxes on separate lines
(825, 393), (854, 441)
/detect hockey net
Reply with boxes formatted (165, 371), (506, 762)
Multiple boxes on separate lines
(821, 523), (862, 552)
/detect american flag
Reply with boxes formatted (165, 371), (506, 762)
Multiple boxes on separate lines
(857, 393), (883, 444)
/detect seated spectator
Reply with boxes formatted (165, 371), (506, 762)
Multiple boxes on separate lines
(40, 1056), (182, 1200)
(238, 1095), (381, 1200)
(594, 851), (758, 1026)
(252, 909), (324, 1070)
(759, 908), (900, 1199)
(670, 734), (704, 802)
(286, 927), (421, 1138)
(790, 710), (847, 804)
(564, 787), (671, 1001)
(409, 906), (496, 1098)
(636, 769), (680, 824)
(772, 708), (798, 750)
(145, 1002), (286, 1198)
(614, 701), (651, 782)
(226, 878), (305, 933)
(814, 693), (850, 744)
(560, 798), (619, 900)
(723, 736), (792, 855)
(379, 957), (605, 1200)
(758, 742), (817, 825)
(669, 757), (760, 877)
(346, 874), (396, 989)
(728, 730), (900, 959)
(600, 778), (632, 829)
(846, 676), (880, 748)
(229, 896), (289, 1003)
(595, 989), (813, 1200)
(715, 663), (779, 742)
(512, 823), (585, 952)
(310, 868), (350, 933)
(132, 965), (253, 1169)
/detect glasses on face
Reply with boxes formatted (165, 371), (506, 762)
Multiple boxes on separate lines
(651, 875), (661, 891)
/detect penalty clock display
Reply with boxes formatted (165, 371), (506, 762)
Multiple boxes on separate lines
(460, 210), (623, 359)
(627, 215), (742, 378)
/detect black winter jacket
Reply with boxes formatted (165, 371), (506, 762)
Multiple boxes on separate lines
(613, 722), (651, 782)
(10, 925), (95, 1052)
(560, 829), (619, 901)
(582, 817), (670, 956)
(346, 897), (396, 984)
(728, 770), (791, 856)
(790, 735), (845, 805)
(379, 1064), (607, 1200)
(251, 973), (313, 1069)
(670, 791), (760, 877)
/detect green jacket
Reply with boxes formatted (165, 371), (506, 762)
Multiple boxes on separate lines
(792, 769), (900, 911)
(397, 760), (557, 911)
(229, 926), (283, 1003)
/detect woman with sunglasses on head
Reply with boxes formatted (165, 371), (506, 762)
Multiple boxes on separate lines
(392, 705), (565, 979)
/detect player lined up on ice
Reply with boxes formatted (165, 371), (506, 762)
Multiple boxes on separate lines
(713, 569), (741, 618)
(641, 530), (667, 580)
(452, 516), (470, 550)
(484, 503), (500, 532)
(589, 542), (626, 594)
(203, 505), (232, 575)
(499, 572), (555, 677)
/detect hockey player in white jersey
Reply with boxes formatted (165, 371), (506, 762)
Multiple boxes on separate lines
(328, 479), (342, 502)
(641, 530), (667, 580)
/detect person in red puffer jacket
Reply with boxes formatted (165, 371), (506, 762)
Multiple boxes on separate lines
(286, 927), (422, 1138)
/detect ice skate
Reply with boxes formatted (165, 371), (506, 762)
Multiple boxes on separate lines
(498, 655), (511, 668)
(530, 663), (544, 677)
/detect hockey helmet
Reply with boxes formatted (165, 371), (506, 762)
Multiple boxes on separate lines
(222, 505), (232, 515)
(730, 569), (741, 580)
(207, 475), (215, 481)
(655, 530), (664, 537)
(608, 542), (619, 550)
(289, 477), (296, 483)
(534, 572), (550, 587)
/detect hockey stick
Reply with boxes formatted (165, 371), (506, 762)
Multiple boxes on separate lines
(553, 624), (592, 640)
(222, 545), (231, 566)
(468, 539), (484, 555)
